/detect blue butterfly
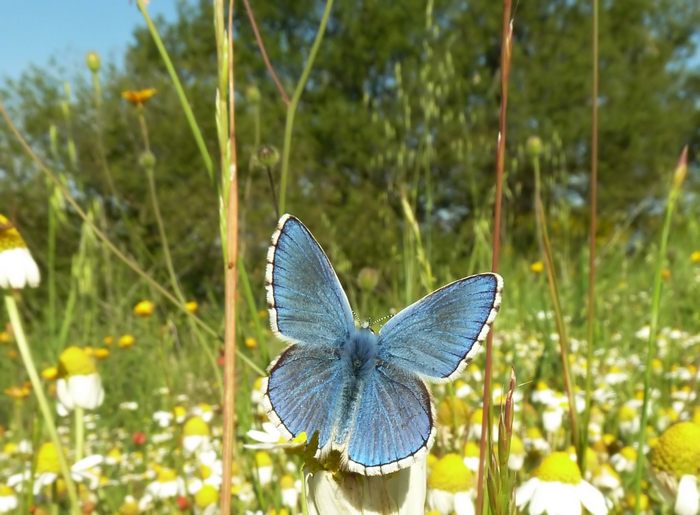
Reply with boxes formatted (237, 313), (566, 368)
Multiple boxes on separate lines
(262, 214), (503, 475)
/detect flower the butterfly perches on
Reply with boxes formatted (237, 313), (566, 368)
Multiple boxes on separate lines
(262, 214), (503, 477)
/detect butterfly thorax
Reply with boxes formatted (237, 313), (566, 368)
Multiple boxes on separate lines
(341, 328), (378, 377)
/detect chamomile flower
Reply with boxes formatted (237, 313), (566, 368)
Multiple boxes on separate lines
(182, 416), (212, 455)
(255, 451), (274, 485)
(427, 453), (475, 515)
(0, 484), (17, 513)
(194, 483), (218, 515)
(650, 422), (700, 515)
(280, 474), (300, 509)
(0, 215), (40, 289)
(56, 346), (104, 412)
(516, 452), (607, 515)
(144, 467), (185, 500)
(610, 446), (637, 474)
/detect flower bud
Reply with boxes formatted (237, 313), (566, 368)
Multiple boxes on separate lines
(85, 51), (101, 73)
(526, 136), (543, 159)
(357, 267), (380, 292)
(139, 151), (156, 169)
(246, 85), (261, 104)
(257, 145), (280, 167)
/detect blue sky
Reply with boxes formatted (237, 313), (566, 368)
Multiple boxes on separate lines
(0, 1), (182, 81)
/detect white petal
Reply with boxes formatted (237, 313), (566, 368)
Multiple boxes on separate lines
(66, 374), (105, 409)
(516, 478), (539, 509)
(454, 492), (475, 515)
(73, 454), (104, 471)
(246, 429), (279, 444)
(675, 475), (699, 515)
(577, 481), (607, 515)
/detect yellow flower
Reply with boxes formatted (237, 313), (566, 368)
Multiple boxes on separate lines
(42, 367), (58, 381)
(0, 330), (11, 344)
(103, 336), (113, 346)
(530, 260), (544, 273)
(245, 337), (258, 349)
(535, 452), (581, 484)
(133, 300), (155, 317)
(36, 442), (61, 474)
(185, 300), (198, 314)
(661, 268), (671, 280)
(93, 348), (110, 360)
(118, 334), (135, 348)
(195, 484), (218, 508)
(58, 346), (96, 377)
(4, 384), (31, 399)
(121, 88), (157, 106)
(690, 250), (700, 263)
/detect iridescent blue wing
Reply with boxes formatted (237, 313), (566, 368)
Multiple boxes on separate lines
(263, 344), (345, 450)
(345, 363), (434, 475)
(377, 273), (503, 381)
(266, 214), (354, 348)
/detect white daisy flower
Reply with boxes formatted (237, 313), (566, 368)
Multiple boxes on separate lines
(0, 216), (40, 290)
(516, 452), (607, 515)
(427, 454), (474, 515)
(56, 347), (104, 412)
(0, 484), (18, 513)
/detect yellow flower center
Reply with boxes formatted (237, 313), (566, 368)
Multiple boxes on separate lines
(534, 452), (582, 484)
(0, 484), (13, 496)
(691, 250), (700, 264)
(58, 346), (96, 376)
(36, 442), (61, 474)
(618, 405), (636, 421)
(428, 453), (472, 492)
(280, 474), (295, 489)
(651, 422), (700, 478)
(256, 451), (272, 467)
(184, 416), (210, 436)
(157, 468), (177, 483)
(195, 484), (218, 507)
(463, 441), (480, 458)
(173, 405), (187, 419)
(0, 215), (26, 252)
(619, 446), (637, 461)
(198, 464), (212, 479)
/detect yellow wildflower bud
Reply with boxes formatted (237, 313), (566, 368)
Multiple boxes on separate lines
(133, 300), (155, 317)
(118, 335), (135, 348)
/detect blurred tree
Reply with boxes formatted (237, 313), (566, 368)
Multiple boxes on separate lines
(0, 0), (698, 297)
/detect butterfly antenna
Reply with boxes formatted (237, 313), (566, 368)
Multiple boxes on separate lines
(372, 313), (395, 326)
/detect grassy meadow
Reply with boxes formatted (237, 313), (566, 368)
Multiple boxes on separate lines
(1, 0), (699, 514)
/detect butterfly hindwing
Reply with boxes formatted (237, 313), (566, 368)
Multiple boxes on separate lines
(378, 273), (503, 381)
(266, 214), (354, 348)
(263, 344), (346, 450)
(346, 363), (434, 475)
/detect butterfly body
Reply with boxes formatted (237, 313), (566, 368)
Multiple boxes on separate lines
(262, 214), (503, 475)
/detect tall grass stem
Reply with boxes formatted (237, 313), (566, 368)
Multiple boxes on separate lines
(582, 0), (599, 472)
(4, 294), (80, 515)
(277, 0), (334, 215)
(136, 0), (215, 182)
(632, 147), (688, 512)
(221, 0), (240, 511)
(476, 3), (512, 513)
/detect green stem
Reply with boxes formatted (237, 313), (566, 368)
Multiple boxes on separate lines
(533, 156), (579, 453)
(136, 0), (215, 181)
(4, 294), (80, 515)
(632, 149), (687, 512)
(47, 204), (57, 345)
(74, 407), (84, 462)
(277, 0), (334, 214)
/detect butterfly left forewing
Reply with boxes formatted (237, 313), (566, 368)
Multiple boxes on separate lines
(266, 214), (355, 348)
(377, 273), (503, 381)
